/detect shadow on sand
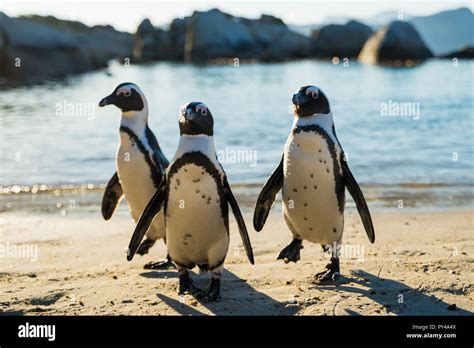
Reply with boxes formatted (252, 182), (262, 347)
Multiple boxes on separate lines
(141, 268), (471, 315)
(313, 270), (472, 315)
(146, 269), (299, 315)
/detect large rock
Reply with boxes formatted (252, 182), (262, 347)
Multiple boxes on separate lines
(82, 25), (133, 66)
(0, 13), (133, 84)
(411, 7), (474, 56)
(0, 12), (90, 83)
(133, 19), (174, 61)
(440, 46), (474, 59)
(168, 18), (189, 60)
(311, 20), (373, 58)
(184, 9), (258, 61)
(245, 14), (313, 60)
(358, 21), (433, 64)
(132, 10), (313, 62)
(17, 15), (132, 65)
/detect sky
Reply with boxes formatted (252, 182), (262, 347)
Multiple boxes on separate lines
(2, 0), (472, 32)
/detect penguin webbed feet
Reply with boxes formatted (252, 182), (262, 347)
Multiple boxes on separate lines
(277, 238), (303, 263)
(143, 254), (175, 270)
(315, 257), (340, 283)
(136, 238), (156, 256)
(178, 271), (203, 297)
(200, 277), (221, 302)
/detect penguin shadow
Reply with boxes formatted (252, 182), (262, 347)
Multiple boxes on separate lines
(139, 270), (177, 279)
(312, 270), (472, 315)
(156, 269), (299, 315)
(0, 310), (25, 316)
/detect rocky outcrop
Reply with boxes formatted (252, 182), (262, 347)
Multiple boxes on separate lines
(0, 12), (90, 83)
(245, 14), (313, 61)
(133, 10), (313, 63)
(133, 19), (174, 61)
(411, 7), (474, 56)
(311, 20), (373, 58)
(439, 46), (474, 59)
(0, 13), (133, 84)
(184, 9), (257, 61)
(168, 18), (188, 60)
(358, 21), (433, 64)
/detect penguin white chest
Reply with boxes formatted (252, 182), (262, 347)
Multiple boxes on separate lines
(116, 133), (166, 244)
(282, 130), (344, 245)
(166, 162), (229, 268)
(116, 133), (158, 221)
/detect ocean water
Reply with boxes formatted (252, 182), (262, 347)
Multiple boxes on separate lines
(0, 59), (473, 210)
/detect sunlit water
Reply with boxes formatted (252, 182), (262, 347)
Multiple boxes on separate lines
(0, 59), (473, 211)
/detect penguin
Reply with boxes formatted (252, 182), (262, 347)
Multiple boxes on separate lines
(99, 82), (173, 270)
(127, 102), (254, 301)
(253, 85), (375, 282)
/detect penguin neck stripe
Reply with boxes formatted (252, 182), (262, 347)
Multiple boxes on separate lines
(293, 125), (345, 214)
(120, 125), (163, 188)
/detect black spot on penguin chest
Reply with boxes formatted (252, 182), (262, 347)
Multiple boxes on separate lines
(292, 125), (345, 214)
(164, 151), (229, 230)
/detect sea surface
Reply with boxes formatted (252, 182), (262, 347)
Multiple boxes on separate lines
(0, 59), (473, 212)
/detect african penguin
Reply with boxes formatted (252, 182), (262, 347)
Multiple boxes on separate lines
(127, 102), (254, 302)
(253, 85), (375, 282)
(99, 82), (172, 270)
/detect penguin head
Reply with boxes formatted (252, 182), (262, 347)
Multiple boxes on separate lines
(178, 102), (214, 136)
(99, 82), (146, 113)
(292, 85), (330, 117)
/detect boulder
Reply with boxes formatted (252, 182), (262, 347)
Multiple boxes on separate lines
(411, 7), (474, 56)
(358, 21), (433, 64)
(133, 19), (174, 61)
(245, 14), (313, 60)
(0, 13), (133, 84)
(184, 9), (258, 61)
(168, 18), (189, 60)
(79, 25), (133, 67)
(132, 10), (313, 63)
(311, 20), (373, 58)
(440, 46), (474, 59)
(17, 15), (133, 66)
(0, 12), (90, 83)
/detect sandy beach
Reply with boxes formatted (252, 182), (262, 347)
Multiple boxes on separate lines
(1, 208), (472, 315)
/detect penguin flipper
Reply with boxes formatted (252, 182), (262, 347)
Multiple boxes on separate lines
(341, 158), (375, 243)
(101, 172), (124, 220)
(253, 155), (284, 232)
(127, 177), (167, 261)
(223, 176), (254, 265)
(145, 125), (169, 173)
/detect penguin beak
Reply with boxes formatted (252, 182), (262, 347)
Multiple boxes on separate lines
(99, 94), (117, 107)
(184, 108), (201, 121)
(292, 93), (304, 106)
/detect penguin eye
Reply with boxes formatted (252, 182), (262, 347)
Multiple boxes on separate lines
(117, 87), (132, 97)
(195, 104), (208, 115)
(306, 89), (319, 99)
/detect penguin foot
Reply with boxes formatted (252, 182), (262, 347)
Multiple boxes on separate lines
(136, 238), (156, 256)
(277, 238), (303, 263)
(143, 255), (175, 270)
(315, 258), (340, 283)
(201, 277), (221, 302)
(178, 271), (202, 297)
